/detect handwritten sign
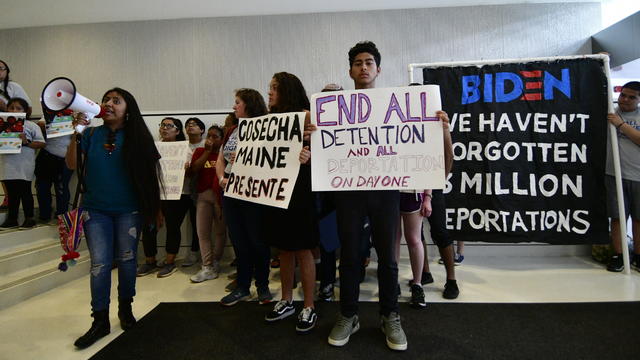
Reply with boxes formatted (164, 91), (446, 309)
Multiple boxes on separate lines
(156, 141), (189, 200)
(0, 112), (25, 154)
(224, 112), (304, 209)
(46, 115), (74, 138)
(310, 86), (445, 191)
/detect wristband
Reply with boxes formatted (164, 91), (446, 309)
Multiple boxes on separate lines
(617, 122), (624, 129)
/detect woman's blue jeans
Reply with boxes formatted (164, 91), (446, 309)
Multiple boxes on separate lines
(84, 209), (142, 312)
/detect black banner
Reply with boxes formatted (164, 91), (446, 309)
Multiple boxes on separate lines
(423, 58), (609, 244)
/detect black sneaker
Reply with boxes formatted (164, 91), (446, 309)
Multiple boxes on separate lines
(265, 299), (295, 322)
(318, 283), (334, 302)
(296, 307), (318, 334)
(0, 219), (19, 228)
(409, 271), (434, 287)
(19, 218), (36, 230)
(607, 254), (624, 272)
(409, 284), (427, 309)
(443, 279), (460, 299)
(632, 254), (640, 272)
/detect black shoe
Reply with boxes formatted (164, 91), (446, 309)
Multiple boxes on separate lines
(359, 265), (366, 283)
(632, 253), (640, 272)
(74, 310), (110, 349)
(296, 307), (318, 334)
(443, 279), (460, 300)
(607, 254), (624, 272)
(318, 283), (334, 302)
(118, 298), (136, 330)
(0, 219), (19, 228)
(19, 218), (36, 230)
(408, 271), (434, 287)
(265, 300), (295, 322)
(421, 272), (434, 285)
(410, 284), (427, 309)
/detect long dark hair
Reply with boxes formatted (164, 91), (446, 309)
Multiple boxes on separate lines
(102, 87), (162, 225)
(235, 88), (268, 118)
(269, 72), (310, 113)
(162, 117), (186, 141)
(0, 60), (10, 103)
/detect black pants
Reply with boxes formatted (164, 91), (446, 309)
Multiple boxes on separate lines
(335, 190), (400, 317)
(142, 195), (193, 257)
(3, 179), (34, 220)
(188, 198), (199, 252)
(428, 190), (453, 248)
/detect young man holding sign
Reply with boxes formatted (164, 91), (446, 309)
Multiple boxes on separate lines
(327, 41), (406, 351)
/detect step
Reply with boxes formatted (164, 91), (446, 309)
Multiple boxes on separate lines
(0, 250), (90, 310)
(0, 236), (88, 276)
(0, 223), (59, 252)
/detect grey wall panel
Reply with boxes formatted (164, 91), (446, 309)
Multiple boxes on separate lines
(0, 3), (600, 114)
(592, 11), (640, 67)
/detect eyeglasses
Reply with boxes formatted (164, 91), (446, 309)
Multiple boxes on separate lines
(0, 67), (7, 71)
(159, 123), (177, 129)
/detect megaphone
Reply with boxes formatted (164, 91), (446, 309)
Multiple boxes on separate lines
(42, 77), (105, 133)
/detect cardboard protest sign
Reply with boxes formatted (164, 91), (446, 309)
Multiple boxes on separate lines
(310, 85), (445, 191)
(423, 57), (609, 244)
(224, 112), (304, 209)
(46, 115), (74, 138)
(156, 141), (189, 200)
(0, 112), (26, 154)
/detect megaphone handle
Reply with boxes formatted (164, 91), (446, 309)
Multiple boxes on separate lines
(75, 112), (93, 133)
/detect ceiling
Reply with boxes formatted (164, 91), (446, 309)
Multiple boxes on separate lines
(0, 0), (598, 30)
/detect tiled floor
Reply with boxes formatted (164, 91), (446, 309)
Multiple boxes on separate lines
(1, 249), (639, 360)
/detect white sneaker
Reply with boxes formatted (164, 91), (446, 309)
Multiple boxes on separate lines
(182, 251), (200, 267)
(190, 265), (218, 283)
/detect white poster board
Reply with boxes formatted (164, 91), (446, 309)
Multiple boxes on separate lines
(156, 141), (189, 200)
(224, 112), (305, 209)
(0, 112), (25, 154)
(46, 115), (74, 138)
(310, 85), (445, 191)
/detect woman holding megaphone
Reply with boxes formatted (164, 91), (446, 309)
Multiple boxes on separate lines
(65, 88), (163, 349)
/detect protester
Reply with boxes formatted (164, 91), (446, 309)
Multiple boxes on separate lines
(262, 72), (319, 333)
(137, 117), (191, 278)
(396, 189), (431, 308)
(303, 41), (407, 350)
(0, 60), (33, 210)
(0, 97), (45, 229)
(315, 84), (342, 301)
(0, 60), (32, 116)
(66, 88), (162, 349)
(217, 88), (272, 306)
(35, 102), (73, 224)
(606, 81), (640, 272)
(189, 125), (226, 282)
(181, 117), (206, 267)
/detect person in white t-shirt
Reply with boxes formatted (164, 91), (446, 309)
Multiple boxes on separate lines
(0, 60), (32, 116)
(0, 98), (45, 229)
(605, 81), (640, 272)
(0, 60), (34, 210)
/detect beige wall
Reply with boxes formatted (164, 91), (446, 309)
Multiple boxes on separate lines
(0, 3), (600, 114)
